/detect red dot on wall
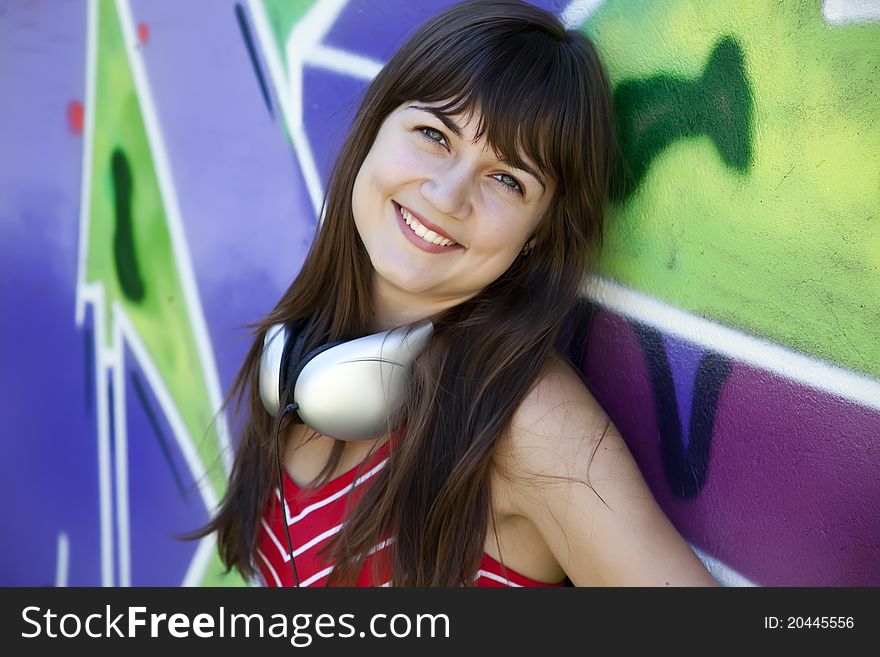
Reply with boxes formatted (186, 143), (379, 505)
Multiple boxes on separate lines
(67, 100), (84, 135)
(138, 22), (150, 45)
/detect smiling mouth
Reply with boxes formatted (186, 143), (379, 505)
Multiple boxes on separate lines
(395, 203), (458, 247)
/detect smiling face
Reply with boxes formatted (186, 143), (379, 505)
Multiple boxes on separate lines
(351, 103), (555, 328)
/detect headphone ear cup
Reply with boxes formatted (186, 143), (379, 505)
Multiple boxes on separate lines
(285, 338), (348, 405)
(277, 319), (351, 414)
(260, 319), (310, 417)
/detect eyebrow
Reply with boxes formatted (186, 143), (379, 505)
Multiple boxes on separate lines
(409, 104), (464, 139)
(408, 104), (547, 195)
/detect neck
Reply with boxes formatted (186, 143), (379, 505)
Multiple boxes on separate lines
(369, 274), (468, 332)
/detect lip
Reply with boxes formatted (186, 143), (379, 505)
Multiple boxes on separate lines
(393, 201), (463, 254)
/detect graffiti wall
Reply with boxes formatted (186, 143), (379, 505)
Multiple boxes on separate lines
(1, 0), (877, 586)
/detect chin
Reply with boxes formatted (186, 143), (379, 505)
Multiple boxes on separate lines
(371, 257), (436, 295)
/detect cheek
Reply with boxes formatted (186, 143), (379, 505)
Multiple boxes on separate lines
(353, 147), (401, 210)
(351, 168), (371, 233)
(362, 133), (422, 185)
(351, 173), (388, 255)
(472, 203), (537, 254)
(374, 154), (424, 194)
(461, 232), (526, 287)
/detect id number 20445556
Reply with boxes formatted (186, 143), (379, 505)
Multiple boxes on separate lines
(764, 616), (854, 629)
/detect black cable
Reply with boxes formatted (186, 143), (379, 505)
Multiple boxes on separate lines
(274, 402), (301, 587)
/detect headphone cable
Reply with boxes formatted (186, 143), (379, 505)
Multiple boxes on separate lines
(273, 402), (301, 587)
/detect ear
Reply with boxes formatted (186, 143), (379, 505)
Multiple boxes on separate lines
(521, 237), (537, 255)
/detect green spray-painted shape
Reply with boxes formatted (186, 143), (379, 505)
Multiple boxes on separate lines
(582, 0), (880, 379)
(86, 0), (243, 586)
(613, 36), (752, 200)
(110, 148), (145, 302)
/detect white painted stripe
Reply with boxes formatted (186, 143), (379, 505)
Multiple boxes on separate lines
(304, 45), (383, 80)
(115, 309), (219, 512)
(90, 287), (114, 587)
(75, 0), (98, 326)
(245, 0), (324, 217)
(691, 545), (757, 587)
(288, 0), (348, 217)
(245, 0), (295, 125)
(76, 0), (113, 591)
(823, 0), (880, 23)
(55, 533), (69, 588)
(182, 535), (218, 587)
(474, 569), (522, 587)
(586, 276), (880, 412)
(116, 306), (221, 587)
(300, 565), (334, 587)
(80, 295), (213, 588)
(290, 0), (352, 101)
(286, 0), (350, 130)
(116, 0), (233, 476)
(257, 548), (282, 587)
(560, 0), (606, 29)
(246, 1), (323, 219)
(278, 457), (388, 525)
(246, 0), (355, 220)
(111, 308), (131, 587)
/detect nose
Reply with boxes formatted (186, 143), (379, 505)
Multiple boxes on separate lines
(420, 160), (473, 221)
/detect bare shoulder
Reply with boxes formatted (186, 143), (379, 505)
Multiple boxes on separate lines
(494, 349), (618, 484)
(494, 350), (718, 586)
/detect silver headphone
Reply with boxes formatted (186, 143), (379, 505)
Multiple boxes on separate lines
(258, 319), (434, 441)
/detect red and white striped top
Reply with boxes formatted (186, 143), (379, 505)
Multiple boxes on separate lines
(256, 439), (565, 588)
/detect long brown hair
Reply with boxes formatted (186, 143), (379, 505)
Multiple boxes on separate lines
(195, 0), (616, 586)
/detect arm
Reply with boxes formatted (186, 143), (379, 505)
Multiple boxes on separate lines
(495, 356), (718, 587)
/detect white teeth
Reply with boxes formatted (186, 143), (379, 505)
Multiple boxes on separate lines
(399, 205), (456, 247)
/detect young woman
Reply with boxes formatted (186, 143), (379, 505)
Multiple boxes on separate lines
(197, 0), (718, 587)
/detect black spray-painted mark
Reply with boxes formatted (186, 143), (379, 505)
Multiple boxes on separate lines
(633, 324), (732, 499)
(559, 298), (600, 371)
(131, 370), (189, 500)
(110, 149), (145, 303)
(236, 2), (275, 117)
